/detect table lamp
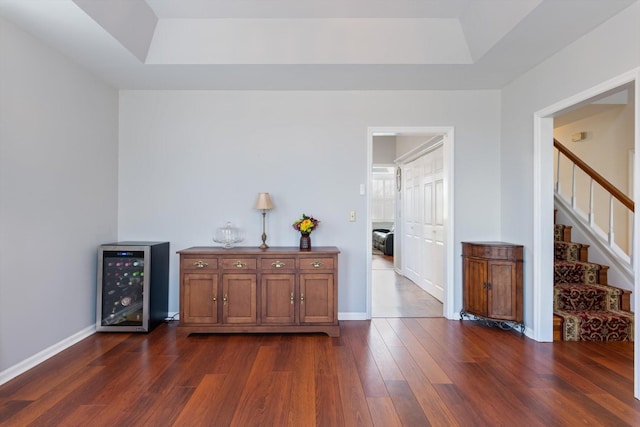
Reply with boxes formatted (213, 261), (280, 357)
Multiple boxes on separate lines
(254, 193), (273, 249)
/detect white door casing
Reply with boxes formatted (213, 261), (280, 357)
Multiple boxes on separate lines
(366, 126), (455, 322)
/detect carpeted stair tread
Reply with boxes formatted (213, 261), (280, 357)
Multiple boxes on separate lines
(554, 283), (622, 312)
(554, 241), (589, 262)
(554, 308), (633, 341)
(554, 260), (608, 285)
(554, 224), (572, 242)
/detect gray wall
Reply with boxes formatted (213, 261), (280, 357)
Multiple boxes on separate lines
(118, 90), (502, 317)
(0, 17), (119, 373)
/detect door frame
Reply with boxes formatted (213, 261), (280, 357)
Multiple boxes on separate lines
(533, 68), (639, 397)
(366, 126), (456, 320)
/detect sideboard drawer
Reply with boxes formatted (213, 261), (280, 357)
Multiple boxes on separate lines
(299, 257), (335, 270)
(181, 257), (218, 271)
(222, 258), (258, 270)
(261, 258), (296, 271)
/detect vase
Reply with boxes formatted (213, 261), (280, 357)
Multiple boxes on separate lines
(300, 233), (311, 251)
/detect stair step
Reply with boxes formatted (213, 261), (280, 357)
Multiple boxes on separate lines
(553, 283), (631, 313)
(554, 282), (624, 311)
(554, 309), (633, 341)
(554, 241), (589, 262)
(554, 260), (608, 285)
(554, 223), (572, 242)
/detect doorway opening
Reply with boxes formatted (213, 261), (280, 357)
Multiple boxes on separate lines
(534, 70), (639, 397)
(367, 127), (455, 319)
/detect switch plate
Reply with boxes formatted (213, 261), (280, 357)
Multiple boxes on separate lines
(349, 211), (356, 222)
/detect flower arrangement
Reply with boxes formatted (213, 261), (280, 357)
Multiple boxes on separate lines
(292, 213), (319, 235)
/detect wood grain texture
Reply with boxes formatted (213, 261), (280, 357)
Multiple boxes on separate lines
(1, 318), (640, 426)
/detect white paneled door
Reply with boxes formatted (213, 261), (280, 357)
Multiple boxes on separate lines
(402, 145), (444, 301)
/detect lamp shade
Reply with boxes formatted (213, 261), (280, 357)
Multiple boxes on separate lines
(254, 192), (273, 210)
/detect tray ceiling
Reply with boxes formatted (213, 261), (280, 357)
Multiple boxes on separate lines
(0, 0), (636, 89)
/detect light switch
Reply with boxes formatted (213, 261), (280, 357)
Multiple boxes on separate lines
(349, 211), (356, 222)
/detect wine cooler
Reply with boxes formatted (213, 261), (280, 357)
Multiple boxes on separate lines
(97, 241), (169, 332)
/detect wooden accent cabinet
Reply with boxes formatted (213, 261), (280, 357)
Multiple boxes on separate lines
(178, 246), (340, 336)
(461, 242), (524, 332)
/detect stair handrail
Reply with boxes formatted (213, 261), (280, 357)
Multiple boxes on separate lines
(554, 139), (634, 212)
(554, 137), (634, 275)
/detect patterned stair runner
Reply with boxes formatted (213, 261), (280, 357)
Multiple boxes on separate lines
(553, 221), (634, 342)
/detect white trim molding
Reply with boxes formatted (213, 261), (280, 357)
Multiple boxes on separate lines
(367, 126), (455, 320)
(338, 312), (369, 321)
(0, 325), (96, 386)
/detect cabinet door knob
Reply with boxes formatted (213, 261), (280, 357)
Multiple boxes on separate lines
(223, 294), (228, 305)
(234, 261), (246, 268)
(300, 293), (304, 304)
(290, 292), (294, 304)
(272, 261), (285, 268)
(311, 261), (322, 268)
(194, 260), (208, 268)
(212, 296), (217, 303)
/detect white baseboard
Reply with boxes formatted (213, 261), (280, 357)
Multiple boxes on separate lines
(0, 324), (96, 386)
(338, 312), (369, 320)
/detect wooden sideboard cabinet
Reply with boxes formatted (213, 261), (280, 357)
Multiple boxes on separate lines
(461, 242), (524, 333)
(178, 246), (340, 337)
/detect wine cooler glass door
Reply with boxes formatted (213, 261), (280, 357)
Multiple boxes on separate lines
(101, 250), (145, 327)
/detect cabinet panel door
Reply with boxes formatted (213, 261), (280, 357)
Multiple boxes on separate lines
(487, 261), (518, 320)
(222, 274), (257, 324)
(300, 274), (334, 323)
(182, 273), (218, 324)
(261, 274), (295, 324)
(463, 257), (487, 317)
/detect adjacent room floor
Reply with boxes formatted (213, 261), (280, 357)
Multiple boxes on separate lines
(371, 253), (443, 317)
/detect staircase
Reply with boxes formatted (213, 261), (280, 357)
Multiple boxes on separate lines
(553, 218), (634, 341)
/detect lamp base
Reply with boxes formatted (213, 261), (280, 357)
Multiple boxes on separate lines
(258, 211), (271, 249)
(259, 229), (268, 249)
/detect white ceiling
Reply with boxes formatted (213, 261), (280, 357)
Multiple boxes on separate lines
(0, 0), (637, 90)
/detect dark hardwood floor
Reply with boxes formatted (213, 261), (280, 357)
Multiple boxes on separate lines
(1, 319), (639, 426)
